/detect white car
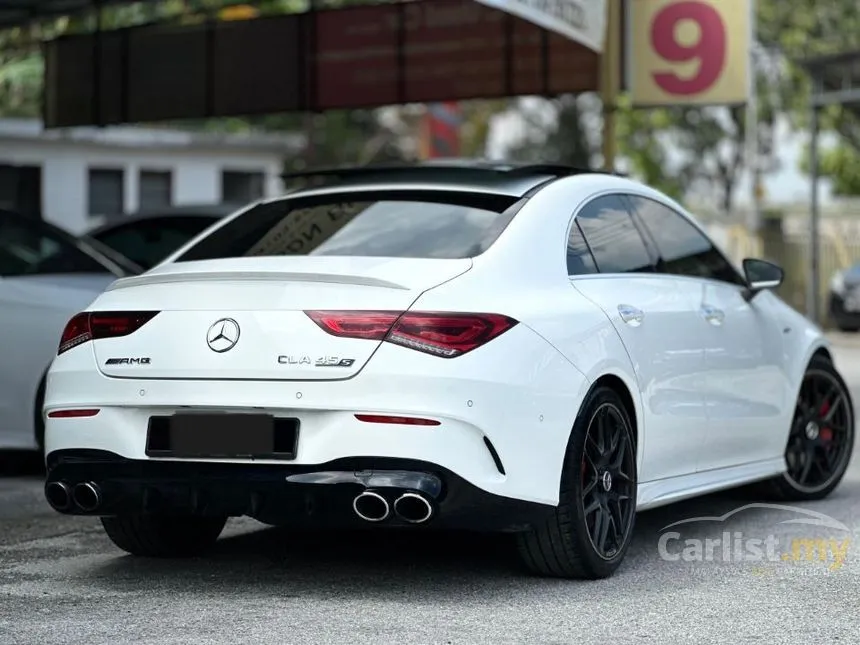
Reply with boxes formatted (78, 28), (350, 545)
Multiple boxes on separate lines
(42, 162), (855, 579)
(0, 208), (140, 453)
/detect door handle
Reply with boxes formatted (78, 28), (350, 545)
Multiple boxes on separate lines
(618, 304), (644, 326)
(700, 305), (725, 325)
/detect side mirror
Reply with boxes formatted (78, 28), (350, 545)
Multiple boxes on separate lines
(742, 258), (784, 300)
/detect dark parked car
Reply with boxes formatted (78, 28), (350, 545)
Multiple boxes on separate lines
(828, 263), (860, 331)
(86, 204), (242, 270)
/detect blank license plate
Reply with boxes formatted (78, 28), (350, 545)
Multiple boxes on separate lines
(146, 413), (298, 459)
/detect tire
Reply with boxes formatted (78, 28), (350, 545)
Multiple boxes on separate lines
(755, 354), (855, 502)
(100, 514), (228, 557)
(516, 385), (638, 579)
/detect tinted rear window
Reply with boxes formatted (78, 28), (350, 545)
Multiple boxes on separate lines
(176, 190), (521, 262)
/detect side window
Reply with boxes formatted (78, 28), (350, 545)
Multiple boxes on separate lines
(575, 194), (654, 274)
(566, 220), (598, 275)
(0, 217), (107, 276)
(626, 195), (744, 285)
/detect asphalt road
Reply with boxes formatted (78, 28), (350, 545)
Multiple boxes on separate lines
(2, 340), (860, 644)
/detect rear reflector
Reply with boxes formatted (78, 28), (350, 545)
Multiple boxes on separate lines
(58, 311), (159, 355)
(355, 414), (440, 426)
(306, 310), (517, 358)
(47, 409), (100, 418)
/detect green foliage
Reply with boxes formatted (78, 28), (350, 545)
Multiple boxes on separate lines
(798, 143), (860, 196)
(0, 53), (42, 117)
(756, 0), (860, 195)
(611, 0), (860, 209)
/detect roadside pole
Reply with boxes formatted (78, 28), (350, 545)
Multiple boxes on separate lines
(600, 0), (622, 171)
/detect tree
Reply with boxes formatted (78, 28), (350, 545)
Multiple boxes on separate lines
(614, 53), (783, 213)
(613, 0), (860, 209)
(503, 95), (598, 168)
(0, 53), (42, 117)
(799, 144), (860, 196)
(616, 97), (758, 210)
(756, 0), (860, 196)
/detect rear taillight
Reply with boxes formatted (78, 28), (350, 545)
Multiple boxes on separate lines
(305, 311), (400, 341)
(305, 310), (517, 358)
(58, 311), (159, 356)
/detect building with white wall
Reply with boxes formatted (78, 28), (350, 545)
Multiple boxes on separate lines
(0, 118), (304, 234)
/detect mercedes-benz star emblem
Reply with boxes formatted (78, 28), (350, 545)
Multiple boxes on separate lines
(601, 471), (613, 492)
(206, 318), (240, 353)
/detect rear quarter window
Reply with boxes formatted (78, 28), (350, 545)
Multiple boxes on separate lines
(176, 190), (522, 262)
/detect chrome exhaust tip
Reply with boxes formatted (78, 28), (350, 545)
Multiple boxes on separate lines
(72, 482), (102, 512)
(393, 492), (433, 524)
(352, 491), (390, 522)
(45, 481), (72, 511)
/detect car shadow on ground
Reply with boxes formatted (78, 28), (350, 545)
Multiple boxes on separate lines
(76, 484), (828, 597)
(8, 448), (857, 592)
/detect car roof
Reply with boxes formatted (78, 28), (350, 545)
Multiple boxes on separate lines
(279, 159), (625, 199)
(0, 207), (143, 276)
(87, 203), (242, 235)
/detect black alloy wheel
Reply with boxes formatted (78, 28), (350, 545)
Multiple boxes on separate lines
(580, 402), (637, 560)
(758, 354), (855, 501)
(517, 386), (638, 579)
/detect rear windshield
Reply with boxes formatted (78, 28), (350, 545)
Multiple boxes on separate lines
(175, 190), (521, 262)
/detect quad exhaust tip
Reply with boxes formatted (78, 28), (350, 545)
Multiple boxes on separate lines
(45, 481), (72, 511)
(72, 482), (102, 512)
(393, 492), (433, 524)
(353, 491), (390, 522)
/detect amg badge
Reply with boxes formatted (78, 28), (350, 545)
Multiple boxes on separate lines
(105, 357), (151, 366)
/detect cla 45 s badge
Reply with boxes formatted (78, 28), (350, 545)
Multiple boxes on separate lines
(278, 355), (355, 367)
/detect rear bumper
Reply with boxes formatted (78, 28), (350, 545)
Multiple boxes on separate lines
(44, 449), (555, 531)
(44, 325), (591, 506)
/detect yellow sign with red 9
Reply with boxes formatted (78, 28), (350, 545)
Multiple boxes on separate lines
(627, 0), (751, 107)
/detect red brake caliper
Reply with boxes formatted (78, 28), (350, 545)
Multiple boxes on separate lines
(819, 400), (834, 442)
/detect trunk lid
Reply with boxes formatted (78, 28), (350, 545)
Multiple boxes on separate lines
(90, 257), (471, 381)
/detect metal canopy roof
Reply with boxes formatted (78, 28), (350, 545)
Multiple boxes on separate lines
(800, 50), (860, 110)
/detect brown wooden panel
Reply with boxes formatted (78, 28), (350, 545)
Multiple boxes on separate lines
(402, 0), (506, 103)
(314, 4), (400, 110)
(126, 23), (208, 122)
(212, 14), (302, 116)
(43, 0), (601, 128)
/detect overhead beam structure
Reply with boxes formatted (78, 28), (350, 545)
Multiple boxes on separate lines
(799, 50), (860, 324)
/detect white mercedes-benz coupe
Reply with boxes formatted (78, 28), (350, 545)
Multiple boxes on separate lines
(43, 161), (854, 579)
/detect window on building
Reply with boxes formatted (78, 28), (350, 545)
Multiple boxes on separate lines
(222, 170), (265, 204)
(88, 168), (125, 216)
(139, 170), (172, 210)
(0, 164), (42, 217)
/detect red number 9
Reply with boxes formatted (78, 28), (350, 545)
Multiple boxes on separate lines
(650, 1), (727, 96)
